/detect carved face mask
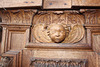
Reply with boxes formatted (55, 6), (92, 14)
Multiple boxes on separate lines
(48, 24), (66, 43)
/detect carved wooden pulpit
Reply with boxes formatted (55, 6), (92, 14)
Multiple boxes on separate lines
(0, 0), (100, 67)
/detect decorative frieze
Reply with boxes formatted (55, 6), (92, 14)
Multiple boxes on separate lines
(30, 58), (88, 67)
(0, 9), (37, 24)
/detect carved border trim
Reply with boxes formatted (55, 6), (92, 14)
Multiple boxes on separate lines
(25, 43), (91, 49)
(30, 57), (88, 67)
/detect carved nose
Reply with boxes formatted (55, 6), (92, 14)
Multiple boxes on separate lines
(56, 34), (60, 37)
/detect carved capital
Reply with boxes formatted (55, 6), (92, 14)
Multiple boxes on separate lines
(0, 9), (37, 24)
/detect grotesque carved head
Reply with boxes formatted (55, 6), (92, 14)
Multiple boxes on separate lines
(48, 23), (66, 43)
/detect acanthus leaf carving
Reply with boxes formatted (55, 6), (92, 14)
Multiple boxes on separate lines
(0, 9), (37, 24)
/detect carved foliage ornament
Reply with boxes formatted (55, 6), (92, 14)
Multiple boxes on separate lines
(30, 58), (87, 67)
(33, 23), (85, 43)
(0, 57), (13, 67)
(0, 9), (37, 23)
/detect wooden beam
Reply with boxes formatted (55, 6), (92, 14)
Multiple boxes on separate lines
(0, 0), (42, 8)
(72, 0), (100, 6)
(0, 0), (100, 9)
(43, 0), (72, 9)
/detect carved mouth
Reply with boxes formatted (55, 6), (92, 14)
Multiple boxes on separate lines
(54, 38), (62, 42)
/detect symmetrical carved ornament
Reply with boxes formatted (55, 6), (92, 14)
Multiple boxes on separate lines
(30, 58), (87, 67)
(32, 11), (85, 43)
(33, 23), (85, 43)
(0, 9), (37, 24)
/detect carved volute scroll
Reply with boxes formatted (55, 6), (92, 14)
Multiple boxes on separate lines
(32, 11), (85, 43)
(30, 58), (88, 67)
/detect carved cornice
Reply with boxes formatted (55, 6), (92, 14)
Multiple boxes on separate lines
(0, 23), (31, 28)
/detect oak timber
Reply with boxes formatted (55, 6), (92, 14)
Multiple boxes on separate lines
(0, 0), (42, 8)
(43, 0), (72, 9)
(0, 0), (100, 8)
(72, 0), (100, 6)
(0, 9), (100, 67)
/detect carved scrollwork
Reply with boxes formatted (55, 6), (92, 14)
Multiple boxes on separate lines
(30, 58), (87, 67)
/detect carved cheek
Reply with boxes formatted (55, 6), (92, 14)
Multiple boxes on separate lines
(60, 32), (66, 37)
(49, 33), (55, 39)
(60, 35), (65, 41)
